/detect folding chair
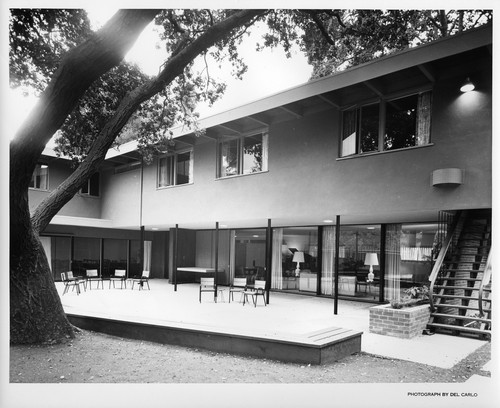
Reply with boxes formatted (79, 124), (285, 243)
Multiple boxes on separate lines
(109, 269), (127, 289)
(131, 270), (150, 290)
(243, 280), (267, 307)
(199, 277), (217, 303)
(229, 277), (247, 303)
(61, 272), (84, 295)
(86, 269), (103, 290)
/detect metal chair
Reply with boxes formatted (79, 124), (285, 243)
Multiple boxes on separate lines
(199, 277), (217, 303)
(131, 270), (150, 290)
(228, 277), (247, 303)
(109, 269), (127, 289)
(243, 280), (266, 307)
(61, 272), (84, 295)
(86, 269), (103, 290)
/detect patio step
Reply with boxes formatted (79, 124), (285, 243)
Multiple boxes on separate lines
(66, 314), (362, 365)
(426, 322), (491, 338)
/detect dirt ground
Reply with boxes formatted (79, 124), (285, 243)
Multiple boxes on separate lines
(10, 328), (491, 383)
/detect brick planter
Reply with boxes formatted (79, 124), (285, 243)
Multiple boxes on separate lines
(369, 303), (431, 339)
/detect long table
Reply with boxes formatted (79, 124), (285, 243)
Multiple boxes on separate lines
(176, 267), (224, 283)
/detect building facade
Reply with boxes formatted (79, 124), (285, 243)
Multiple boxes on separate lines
(31, 26), (492, 304)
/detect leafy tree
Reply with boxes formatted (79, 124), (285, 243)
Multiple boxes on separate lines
(10, 9), (92, 92)
(10, 8), (266, 344)
(258, 10), (492, 78)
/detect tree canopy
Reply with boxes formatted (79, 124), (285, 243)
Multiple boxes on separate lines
(10, 9), (493, 164)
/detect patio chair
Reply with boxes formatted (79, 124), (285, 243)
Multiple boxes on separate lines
(109, 269), (127, 289)
(243, 280), (266, 307)
(131, 270), (150, 290)
(61, 272), (84, 295)
(199, 277), (217, 303)
(86, 269), (103, 290)
(228, 277), (247, 303)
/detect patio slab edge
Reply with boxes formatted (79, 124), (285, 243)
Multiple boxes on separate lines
(67, 313), (362, 365)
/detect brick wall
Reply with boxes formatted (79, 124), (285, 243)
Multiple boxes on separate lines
(369, 304), (431, 339)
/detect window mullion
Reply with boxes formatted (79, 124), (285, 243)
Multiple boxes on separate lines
(379, 100), (386, 152)
(238, 138), (243, 175)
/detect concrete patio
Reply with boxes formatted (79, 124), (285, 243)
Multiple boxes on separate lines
(57, 279), (489, 370)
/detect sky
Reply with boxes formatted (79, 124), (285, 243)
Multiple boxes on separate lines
(6, 7), (313, 140)
(93, 8), (314, 116)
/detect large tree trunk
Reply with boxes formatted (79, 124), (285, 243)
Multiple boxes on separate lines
(10, 10), (159, 344)
(31, 9), (265, 234)
(11, 9), (265, 344)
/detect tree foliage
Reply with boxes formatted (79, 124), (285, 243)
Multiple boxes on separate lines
(258, 9), (492, 79)
(9, 9), (91, 93)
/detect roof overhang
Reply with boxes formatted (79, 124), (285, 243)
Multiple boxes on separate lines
(93, 24), (491, 163)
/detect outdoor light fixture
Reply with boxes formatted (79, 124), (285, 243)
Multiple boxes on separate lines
(293, 251), (305, 276)
(460, 77), (475, 93)
(364, 253), (379, 282)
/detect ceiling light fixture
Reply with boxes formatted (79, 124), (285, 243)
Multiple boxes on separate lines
(460, 77), (475, 93)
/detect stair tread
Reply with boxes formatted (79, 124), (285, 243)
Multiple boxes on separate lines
(430, 313), (491, 322)
(433, 304), (491, 312)
(427, 322), (491, 335)
(434, 285), (491, 291)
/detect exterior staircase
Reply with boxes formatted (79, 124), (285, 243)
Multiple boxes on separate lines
(427, 209), (492, 338)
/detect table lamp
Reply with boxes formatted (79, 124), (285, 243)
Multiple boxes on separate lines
(364, 253), (378, 282)
(292, 251), (304, 276)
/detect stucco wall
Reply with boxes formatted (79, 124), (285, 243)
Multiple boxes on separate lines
(28, 159), (102, 219)
(103, 65), (492, 230)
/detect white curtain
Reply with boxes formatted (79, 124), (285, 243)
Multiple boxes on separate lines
(385, 224), (401, 301)
(230, 230), (236, 281)
(262, 132), (269, 171)
(321, 226), (336, 295)
(40, 236), (52, 271)
(417, 91), (432, 145)
(271, 228), (283, 290)
(143, 240), (152, 271)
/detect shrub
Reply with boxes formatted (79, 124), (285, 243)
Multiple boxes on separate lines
(390, 285), (430, 309)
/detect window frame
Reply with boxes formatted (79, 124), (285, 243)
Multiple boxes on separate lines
(80, 172), (100, 197)
(29, 163), (49, 190)
(216, 130), (269, 179)
(157, 148), (194, 188)
(340, 88), (432, 158)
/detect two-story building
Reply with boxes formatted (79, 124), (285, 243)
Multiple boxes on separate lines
(31, 25), (492, 315)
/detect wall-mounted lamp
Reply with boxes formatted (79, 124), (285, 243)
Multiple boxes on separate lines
(460, 77), (475, 93)
(364, 253), (379, 282)
(292, 251), (305, 276)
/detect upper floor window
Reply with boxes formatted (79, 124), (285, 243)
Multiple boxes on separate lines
(30, 163), (49, 190)
(80, 172), (100, 197)
(217, 131), (268, 178)
(341, 91), (432, 157)
(158, 149), (193, 188)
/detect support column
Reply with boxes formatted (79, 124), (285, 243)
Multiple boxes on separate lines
(379, 224), (386, 303)
(174, 224), (178, 292)
(265, 218), (272, 304)
(334, 215), (340, 315)
(214, 222), (219, 301)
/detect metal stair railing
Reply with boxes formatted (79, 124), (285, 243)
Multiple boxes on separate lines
(478, 249), (492, 318)
(429, 210), (465, 313)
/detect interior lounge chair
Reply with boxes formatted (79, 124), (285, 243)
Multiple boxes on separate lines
(131, 270), (150, 290)
(243, 280), (266, 307)
(109, 269), (127, 289)
(86, 269), (103, 290)
(61, 272), (85, 295)
(199, 277), (217, 303)
(228, 277), (247, 303)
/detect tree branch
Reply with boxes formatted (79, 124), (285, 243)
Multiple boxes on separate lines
(31, 9), (266, 233)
